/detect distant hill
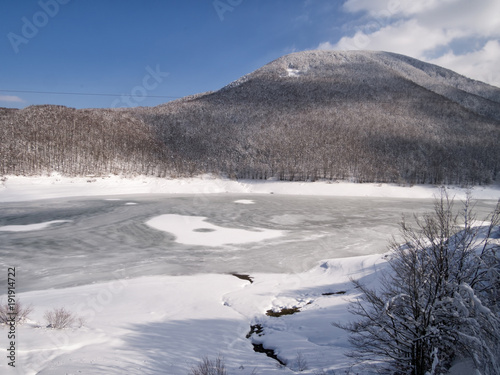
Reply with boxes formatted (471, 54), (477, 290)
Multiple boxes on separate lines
(2, 50), (500, 184)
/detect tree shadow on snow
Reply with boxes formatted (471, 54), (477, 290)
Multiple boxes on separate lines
(112, 318), (268, 375)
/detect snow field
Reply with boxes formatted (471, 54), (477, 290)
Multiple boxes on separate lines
(145, 214), (283, 247)
(0, 220), (71, 232)
(1, 173), (499, 202)
(0, 254), (387, 374)
(1, 175), (498, 373)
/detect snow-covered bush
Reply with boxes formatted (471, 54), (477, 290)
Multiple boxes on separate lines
(0, 300), (33, 324)
(335, 191), (500, 375)
(189, 355), (227, 375)
(44, 307), (77, 329)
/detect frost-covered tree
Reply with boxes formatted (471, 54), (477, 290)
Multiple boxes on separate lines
(335, 191), (500, 375)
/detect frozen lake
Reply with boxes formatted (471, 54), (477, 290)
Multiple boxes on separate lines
(1, 194), (497, 292)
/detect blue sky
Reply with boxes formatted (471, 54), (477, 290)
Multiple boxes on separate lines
(1, 0), (499, 109)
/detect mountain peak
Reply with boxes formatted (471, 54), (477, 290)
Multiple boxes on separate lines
(2, 51), (499, 185)
(221, 49), (500, 118)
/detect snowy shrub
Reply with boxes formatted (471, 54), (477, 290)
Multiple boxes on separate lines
(0, 300), (33, 324)
(44, 307), (77, 329)
(293, 351), (308, 372)
(335, 190), (500, 375)
(189, 355), (227, 375)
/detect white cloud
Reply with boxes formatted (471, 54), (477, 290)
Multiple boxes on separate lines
(333, 19), (456, 57)
(0, 95), (25, 103)
(319, 0), (500, 86)
(428, 40), (500, 87)
(415, 0), (500, 37)
(343, 0), (444, 17)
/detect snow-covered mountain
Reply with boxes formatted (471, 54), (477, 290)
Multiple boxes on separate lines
(220, 50), (500, 120)
(2, 50), (500, 184)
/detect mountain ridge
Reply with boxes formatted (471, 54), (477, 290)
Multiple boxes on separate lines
(218, 50), (500, 120)
(1, 50), (499, 184)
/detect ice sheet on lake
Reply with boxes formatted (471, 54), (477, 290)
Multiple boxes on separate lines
(3, 195), (497, 292)
(146, 214), (283, 246)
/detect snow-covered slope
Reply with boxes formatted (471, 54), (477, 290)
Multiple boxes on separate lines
(1, 251), (387, 374)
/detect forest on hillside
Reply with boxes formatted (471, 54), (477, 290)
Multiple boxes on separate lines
(141, 85), (500, 185)
(0, 106), (171, 177)
(1, 99), (498, 185)
(1, 51), (500, 185)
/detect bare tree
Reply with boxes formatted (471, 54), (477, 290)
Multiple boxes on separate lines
(293, 351), (309, 372)
(335, 191), (500, 375)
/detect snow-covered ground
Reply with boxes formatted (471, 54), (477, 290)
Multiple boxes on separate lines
(0, 220), (72, 232)
(3, 254), (387, 374)
(0, 175), (498, 374)
(146, 214), (283, 246)
(1, 173), (499, 202)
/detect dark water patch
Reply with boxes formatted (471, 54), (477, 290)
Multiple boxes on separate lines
(252, 343), (287, 366)
(322, 291), (346, 296)
(192, 228), (216, 232)
(266, 306), (300, 317)
(231, 273), (253, 283)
